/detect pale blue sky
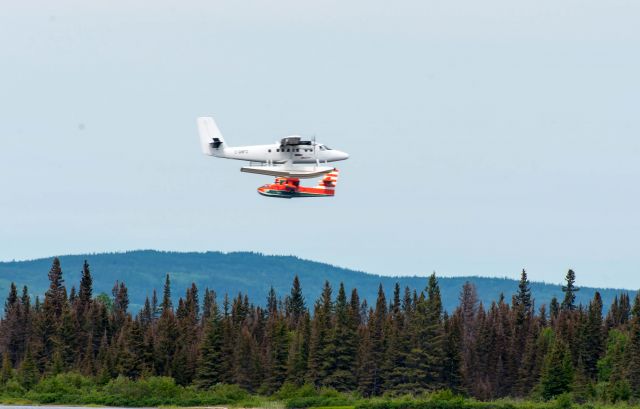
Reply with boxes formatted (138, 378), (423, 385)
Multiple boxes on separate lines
(1, 0), (639, 288)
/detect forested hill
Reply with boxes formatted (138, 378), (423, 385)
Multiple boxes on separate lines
(0, 250), (633, 311)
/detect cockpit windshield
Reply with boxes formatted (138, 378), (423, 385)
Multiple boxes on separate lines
(318, 145), (332, 151)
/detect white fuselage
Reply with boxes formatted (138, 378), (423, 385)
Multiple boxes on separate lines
(213, 142), (349, 164)
(197, 117), (349, 165)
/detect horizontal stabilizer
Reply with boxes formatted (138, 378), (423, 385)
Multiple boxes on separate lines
(241, 165), (334, 179)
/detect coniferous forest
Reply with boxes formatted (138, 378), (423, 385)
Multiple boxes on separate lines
(2, 258), (640, 407)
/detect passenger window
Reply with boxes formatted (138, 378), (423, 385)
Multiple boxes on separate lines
(268, 149), (271, 153)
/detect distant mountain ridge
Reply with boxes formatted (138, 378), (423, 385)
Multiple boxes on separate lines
(0, 250), (634, 313)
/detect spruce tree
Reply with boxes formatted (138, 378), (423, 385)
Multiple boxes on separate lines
(402, 286), (413, 315)
(186, 283), (200, 322)
(80, 334), (96, 376)
(141, 325), (156, 376)
(286, 311), (310, 384)
(35, 258), (68, 367)
(263, 312), (289, 393)
(56, 305), (79, 370)
(325, 283), (357, 391)
(31, 309), (53, 371)
(512, 270), (534, 395)
(425, 273), (445, 390)
(74, 261), (93, 360)
(383, 285), (409, 393)
(172, 344), (192, 386)
(20, 285), (32, 329)
(96, 333), (113, 384)
(44, 257), (67, 319)
(2, 283), (21, 365)
(599, 329), (630, 402)
(19, 346), (39, 389)
(534, 328), (555, 388)
(514, 268), (533, 326)
(442, 311), (463, 393)
(69, 286), (77, 305)
(78, 260), (93, 308)
(540, 338), (574, 400)
(3, 282), (18, 313)
(627, 294), (640, 398)
(306, 281), (333, 386)
(289, 275), (306, 327)
(619, 293), (631, 325)
(114, 318), (138, 379)
(89, 300), (109, 358)
(173, 285), (200, 385)
(0, 354), (12, 385)
(162, 274), (172, 312)
(539, 304), (548, 327)
(561, 269), (579, 311)
(550, 297), (560, 322)
(350, 288), (362, 328)
(219, 296), (236, 380)
(404, 276), (446, 395)
(495, 294), (515, 396)
(572, 357), (595, 403)
(459, 281), (479, 392)
(202, 288), (215, 322)
(156, 277), (178, 376)
(140, 297), (153, 329)
(152, 289), (160, 320)
(112, 281), (130, 333)
(356, 315), (375, 396)
(515, 319), (544, 397)
(234, 327), (259, 392)
(581, 292), (604, 379)
(406, 293), (432, 393)
(368, 284), (387, 395)
(267, 286), (278, 317)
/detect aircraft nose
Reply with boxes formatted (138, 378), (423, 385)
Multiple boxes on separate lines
(339, 151), (349, 160)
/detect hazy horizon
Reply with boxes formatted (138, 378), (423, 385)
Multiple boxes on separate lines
(1, 248), (637, 291)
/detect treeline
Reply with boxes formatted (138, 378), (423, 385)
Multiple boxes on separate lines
(1, 258), (640, 403)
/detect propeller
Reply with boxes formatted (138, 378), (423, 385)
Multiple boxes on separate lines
(313, 134), (319, 168)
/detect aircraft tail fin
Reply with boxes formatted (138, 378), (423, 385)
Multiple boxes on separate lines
(197, 117), (225, 155)
(317, 168), (339, 189)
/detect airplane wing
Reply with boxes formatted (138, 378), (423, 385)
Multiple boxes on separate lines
(241, 165), (334, 179)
